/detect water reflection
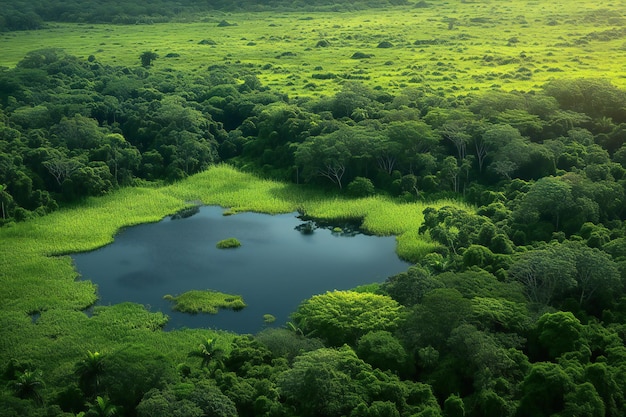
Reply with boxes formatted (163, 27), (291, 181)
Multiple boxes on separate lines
(72, 206), (409, 333)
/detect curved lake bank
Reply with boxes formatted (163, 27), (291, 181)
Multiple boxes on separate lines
(72, 206), (409, 333)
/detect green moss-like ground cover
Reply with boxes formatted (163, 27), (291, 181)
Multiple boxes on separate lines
(1, 1), (625, 98)
(164, 290), (247, 314)
(216, 237), (242, 249)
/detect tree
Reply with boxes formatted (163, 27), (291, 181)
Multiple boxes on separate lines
(356, 331), (408, 374)
(85, 396), (118, 417)
(385, 120), (438, 170)
(535, 312), (585, 360)
(188, 338), (225, 369)
(517, 362), (574, 417)
(42, 151), (82, 186)
(75, 351), (105, 398)
(475, 124), (523, 173)
(439, 121), (471, 162)
(564, 241), (622, 309)
(403, 288), (472, 351)
(347, 176), (375, 197)
(443, 394), (465, 417)
(99, 344), (177, 412)
(291, 291), (402, 346)
(295, 129), (352, 189)
(515, 176), (574, 231)
(277, 346), (415, 417)
(382, 265), (444, 307)
(508, 244), (577, 305)
(439, 156), (461, 193)
(562, 383), (605, 417)
(140, 51), (158, 67)
(51, 114), (104, 150)
(90, 133), (141, 185)
(10, 369), (45, 405)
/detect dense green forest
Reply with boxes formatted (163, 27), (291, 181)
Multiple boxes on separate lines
(2, 1), (626, 416)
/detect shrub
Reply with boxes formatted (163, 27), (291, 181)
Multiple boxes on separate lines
(347, 177), (375, 197)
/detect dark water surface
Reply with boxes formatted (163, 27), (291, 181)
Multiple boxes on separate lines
(72, 206), (409, 334)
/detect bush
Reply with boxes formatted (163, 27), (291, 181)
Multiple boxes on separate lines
(347, 177), (375, 197)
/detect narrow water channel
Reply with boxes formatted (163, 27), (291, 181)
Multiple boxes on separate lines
(72, 206), (409, 334)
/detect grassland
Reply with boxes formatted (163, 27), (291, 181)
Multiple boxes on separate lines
(1, 1), (626, 98)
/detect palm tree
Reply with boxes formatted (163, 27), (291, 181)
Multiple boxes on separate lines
(285, 321), (305, 337)
(85, 396), (117, 417)
(11, 369), (45, 405)
(75, 350), (104, 397)
(188, 338), (224, 369)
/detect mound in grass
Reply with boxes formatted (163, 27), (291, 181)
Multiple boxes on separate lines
(163, 290), (246, 314)
(216, 237), (241, 249)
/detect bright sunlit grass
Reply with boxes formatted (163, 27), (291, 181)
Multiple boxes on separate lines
(1, 1), (625, 97)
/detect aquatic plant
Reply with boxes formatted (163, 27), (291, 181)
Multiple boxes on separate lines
(216, 237), (241, 249)
(163, 290), (246, 314)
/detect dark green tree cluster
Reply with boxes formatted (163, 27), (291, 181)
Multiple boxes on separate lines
(0, 0), (409, 31)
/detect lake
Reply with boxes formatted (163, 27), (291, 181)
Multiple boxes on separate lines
(72, 206), (410, 334)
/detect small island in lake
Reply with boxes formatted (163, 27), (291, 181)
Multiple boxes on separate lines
(216, 237), (242, 249)
(163, 290), (246, 314)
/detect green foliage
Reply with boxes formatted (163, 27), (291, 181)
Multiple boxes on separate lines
(347, 177), (375, 197)
(9, 369), (45, 405)
(215, 238), (242, 249)
(75, 350), (105, 398)
(356, 331), (408, 374)
(291, 290), (402, 346)
(255, 328), (323, 362)
(187, 338), (225, 369)
(534, 312), (586, 360)
(443, 394), (465, 417)
(139, 51), (158, 68)
(403, 288), (472, 351)
(99, 344), (177, 412)
(164, 290), (246, 314)
(517, 362), (574, 417)
(382, 265), (444, 307)
(508, 244), (578, 305)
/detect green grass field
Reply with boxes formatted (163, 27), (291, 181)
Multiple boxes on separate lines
(1, 1), (625, 97)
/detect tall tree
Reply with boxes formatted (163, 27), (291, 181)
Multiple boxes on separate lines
(75, 350), (105, 398)
(508, 244), (577, 305)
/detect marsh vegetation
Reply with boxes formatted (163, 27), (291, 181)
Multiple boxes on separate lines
(164, 290), (247, 314)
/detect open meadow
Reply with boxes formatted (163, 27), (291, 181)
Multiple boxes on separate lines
(2, 0), (626, 98)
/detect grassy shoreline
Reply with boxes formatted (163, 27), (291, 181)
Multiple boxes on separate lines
(0, 164), (468, 387)
(0, 164), (466, 314)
